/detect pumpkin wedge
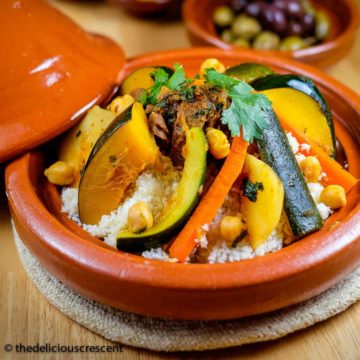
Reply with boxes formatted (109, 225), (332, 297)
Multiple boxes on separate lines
(253, 74), (336, 157)
(121, 66), (174, 95)
(59, 106), (116, 187)
(78, 102), (159, 225)
(259, 87), (335, 157)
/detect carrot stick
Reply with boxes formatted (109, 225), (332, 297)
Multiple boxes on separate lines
(169, 136), (249, 262)
(279, 116), (358, 193)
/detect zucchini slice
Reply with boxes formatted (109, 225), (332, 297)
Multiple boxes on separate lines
(225, 63), (274, 84)
(252, 74), (336, 157)
(257, 110), (324, 238)
(78, 103), (159, 225)
(116, 127), (207, 253)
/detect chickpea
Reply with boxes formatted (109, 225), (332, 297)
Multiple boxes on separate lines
(300, 156), (322, 182)
(320, 185), (347, 209)
(107, 94), (135, 114)
(199, 58), (226, 76)
(127, 201), (154, 233)
(44, 161), (75, 186)
(220, 216), (245, 244)
(206, 128), (230, 159)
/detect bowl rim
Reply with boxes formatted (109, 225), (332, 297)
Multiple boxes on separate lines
(182, 0), (360, 60)
(7, 47), (360, 294)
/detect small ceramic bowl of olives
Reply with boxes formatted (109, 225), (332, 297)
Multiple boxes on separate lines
(183, 0), (359, 67)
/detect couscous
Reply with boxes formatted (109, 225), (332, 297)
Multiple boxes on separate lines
(45, 59), (357, 263)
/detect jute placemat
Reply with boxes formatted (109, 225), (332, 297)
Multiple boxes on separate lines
(13, 227), (360, 352)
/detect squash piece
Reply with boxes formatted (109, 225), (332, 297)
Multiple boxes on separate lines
(59, 106), (116, 187)
(121, 66), (174, 95)
(78, 102), (159, 225)
(260, 88), (335, 156)
(252, 74), (336, 157)
(242, 154), (284, 249)
(117, 127), (207, 253)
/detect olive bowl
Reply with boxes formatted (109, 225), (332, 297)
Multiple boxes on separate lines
(183, 0), (360, 67)
(6, 48), (360, 320)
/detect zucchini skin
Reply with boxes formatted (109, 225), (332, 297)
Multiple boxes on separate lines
(252, 74), (336, 157)
(257, 110), (324, 238)
(116, 127), (207, 253)
(224, 63), (274, 84)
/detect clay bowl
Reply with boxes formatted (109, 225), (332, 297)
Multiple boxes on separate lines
(0, 0), (125, 163)
(183, 0), (360, 67)
(6, 48), (360, 320)
(107, 0), (176, 15)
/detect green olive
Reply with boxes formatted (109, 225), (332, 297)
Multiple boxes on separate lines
(315, 10), (331, 40)
(303, 36), (317, 47)
(213, 6), (234, 27)
(301, 0), (316, 15)
(252, 31), (280, 50)
(231, 37), (250, 48)
(221, 29), (233, 43)
(231, 15), (261, 40)
(280, 36), (307, 51)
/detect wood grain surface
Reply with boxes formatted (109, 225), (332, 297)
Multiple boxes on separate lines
(1, 0), (360, 358)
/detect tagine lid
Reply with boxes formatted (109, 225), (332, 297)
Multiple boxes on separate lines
(0, 0), (126, 163)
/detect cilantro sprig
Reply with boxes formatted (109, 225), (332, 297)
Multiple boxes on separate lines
(139, 63), (272, 143)
(242, 178), (264, 202)
(139, 63), (191, 105)
(204, 69), (272, 143)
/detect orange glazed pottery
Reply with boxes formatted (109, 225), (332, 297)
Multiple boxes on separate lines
(183, 0), (360, 67)
(6, 48), (360, 320)
(0, 0), (125, 163)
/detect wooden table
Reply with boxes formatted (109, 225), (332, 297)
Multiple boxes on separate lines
(1, 1), (360, 358)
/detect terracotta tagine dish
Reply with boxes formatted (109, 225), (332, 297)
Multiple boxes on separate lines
(183, 0), (359, 67)
(0, 0), (125, 163)
(6, 45), (360, 320)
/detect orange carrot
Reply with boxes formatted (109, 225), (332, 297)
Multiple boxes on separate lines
(279, 116), (358, 193)
(169, 136), (249, 262)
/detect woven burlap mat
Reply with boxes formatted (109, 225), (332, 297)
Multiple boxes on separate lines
(13, 227), (360, 352)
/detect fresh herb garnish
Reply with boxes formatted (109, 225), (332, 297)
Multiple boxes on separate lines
(179, 85), (196, 101)
(242, 178), (264, 202)
(140, 64), (191, 105)
(166, 63), (190, 90)
(204, 69), (272, 142)
(140, 64), (272, 143)
(203, 69), (239, 90)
